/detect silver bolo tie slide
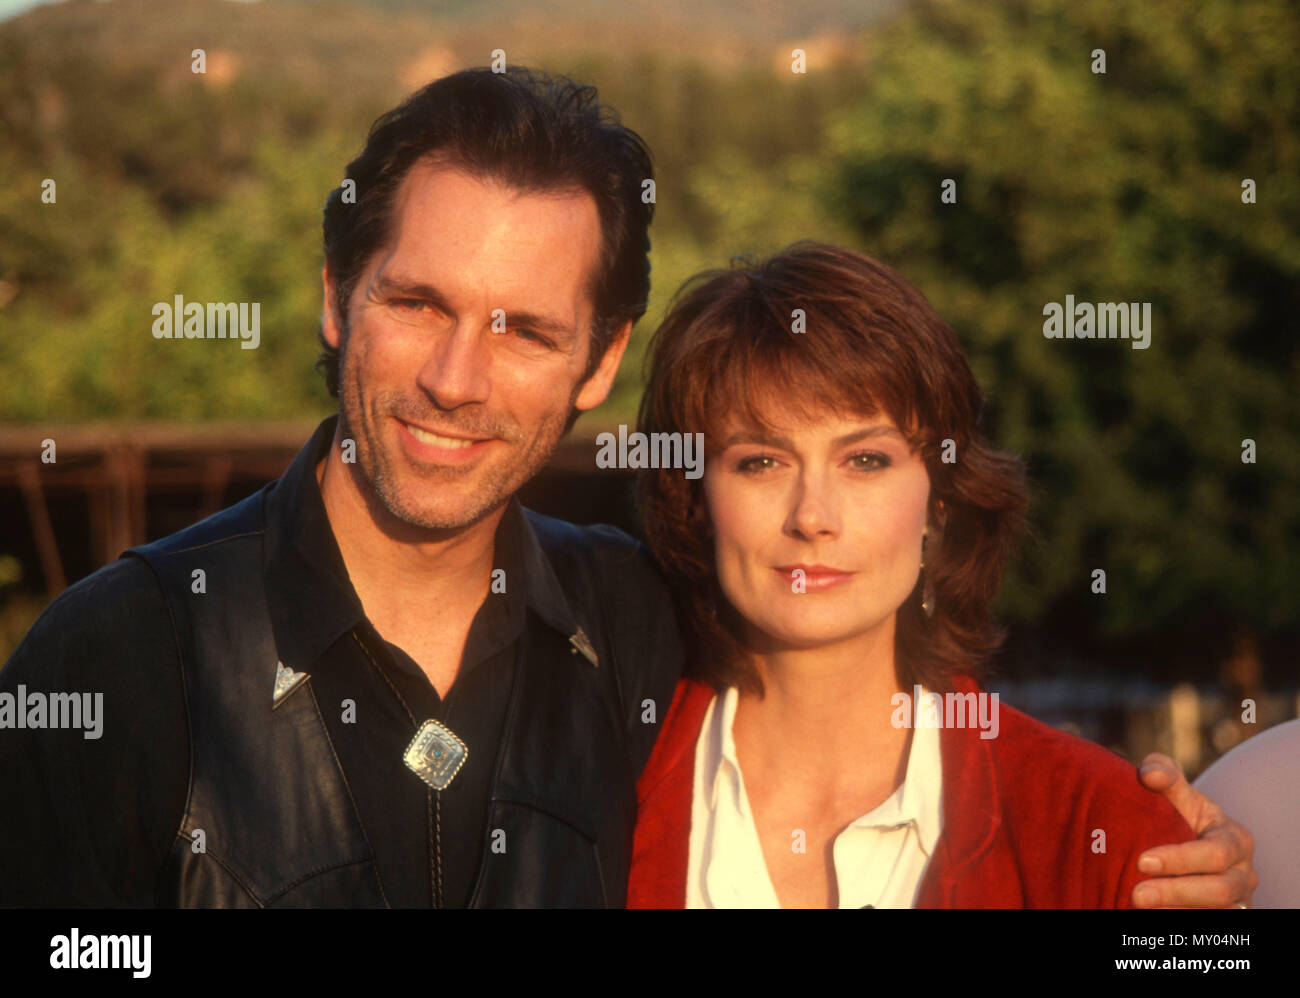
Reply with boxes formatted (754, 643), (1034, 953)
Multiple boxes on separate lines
(400, 628), (596, 791)
(271, 660), (469, 791)
(404, 719), (469, 791)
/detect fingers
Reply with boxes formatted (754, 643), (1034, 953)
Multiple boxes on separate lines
(1226, 820), (1258, 906)
(1132, 867), (1253, 909)
(1137, 752), (1181, 792)
(1134, 805), (1259, 909)
(1132, 759), (1259, 909)
(1140, 756), (1228, 835)
(1138, 828), (1241, 877)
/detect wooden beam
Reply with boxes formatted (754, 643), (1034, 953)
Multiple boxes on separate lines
(16, 459), (66, 598)
(199, 454), (234, 520)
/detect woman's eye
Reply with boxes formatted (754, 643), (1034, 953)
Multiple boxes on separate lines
(736, 455), (778, 474)
(850, 451), (892, 471)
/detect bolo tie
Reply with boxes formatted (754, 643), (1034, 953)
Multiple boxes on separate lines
(403, 719), (468, 908)
(353, 632), (467, 908)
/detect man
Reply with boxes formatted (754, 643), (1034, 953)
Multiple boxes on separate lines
(0, 67), (1255, 908)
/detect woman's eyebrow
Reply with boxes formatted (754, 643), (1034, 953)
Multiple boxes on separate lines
(719, 426), (904, 449)
(718, 430), (795, 450)
(832, 426), (906, 446)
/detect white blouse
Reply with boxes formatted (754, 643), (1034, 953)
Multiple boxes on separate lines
(685, 685), (944, 909)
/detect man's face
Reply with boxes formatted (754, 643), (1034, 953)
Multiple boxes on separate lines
(322, 161), (627, 532)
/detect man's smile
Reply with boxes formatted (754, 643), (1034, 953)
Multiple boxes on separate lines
(395, 416), (497, 464)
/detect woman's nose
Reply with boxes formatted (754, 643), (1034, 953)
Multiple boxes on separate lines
(785, 474), (840, 539)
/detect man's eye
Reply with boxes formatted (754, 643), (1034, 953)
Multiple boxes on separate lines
(513, 327), (552, 348)
(392, 298), (430, 312)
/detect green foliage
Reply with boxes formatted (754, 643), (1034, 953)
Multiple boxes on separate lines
(822, 0), (1300, 635)
(1, 0), (1296, 645)
(0, 128), (349, 420)
(0, 9), (867, 425)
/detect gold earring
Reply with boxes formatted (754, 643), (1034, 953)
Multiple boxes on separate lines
(921, 532), (936, 618)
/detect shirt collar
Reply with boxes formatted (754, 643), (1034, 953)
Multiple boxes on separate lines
(263, 416), (365, 674)
(501, 499), (581, 640)
(710, 685), (743, 812)
(263, 415), (577, 675)
(708, 682), (944, 858)
(873, 697), (943, 859)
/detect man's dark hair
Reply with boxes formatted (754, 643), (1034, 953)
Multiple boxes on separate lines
(318, 66), (655, 397)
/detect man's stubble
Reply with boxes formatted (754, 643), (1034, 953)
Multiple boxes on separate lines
(335, 328), (582, 533)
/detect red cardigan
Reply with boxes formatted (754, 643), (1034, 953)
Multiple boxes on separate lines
(628, 674), (1195, 908)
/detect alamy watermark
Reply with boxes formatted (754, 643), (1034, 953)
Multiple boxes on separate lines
(1042, 295), (1151, 350)
(0, 686), (103, 739)
(152, 294), (261, 349)
(595, 424), (704, 479)
(49, 929), (150, 978)
(890, 684), (999, 740)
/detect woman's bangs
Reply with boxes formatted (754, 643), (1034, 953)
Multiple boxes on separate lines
(693, 316), (920, 448)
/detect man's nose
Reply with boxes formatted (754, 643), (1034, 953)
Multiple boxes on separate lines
(415, 320), (492, 409)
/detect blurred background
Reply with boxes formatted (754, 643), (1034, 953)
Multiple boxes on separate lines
(0, 0), (1296, 777)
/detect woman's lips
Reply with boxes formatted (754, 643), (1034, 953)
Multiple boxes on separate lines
(774, 565), (855, 592)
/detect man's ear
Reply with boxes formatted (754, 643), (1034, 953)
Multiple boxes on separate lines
(321, 265), (344, 349)
(574, 320), (633, 413)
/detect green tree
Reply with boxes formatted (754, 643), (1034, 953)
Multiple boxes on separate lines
(824, 0), (1300, 642)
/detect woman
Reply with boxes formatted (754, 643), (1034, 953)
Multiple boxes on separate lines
(628, 242), (1195, 908)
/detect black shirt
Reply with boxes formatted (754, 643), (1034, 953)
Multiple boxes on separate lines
(0, 418), (567, 907)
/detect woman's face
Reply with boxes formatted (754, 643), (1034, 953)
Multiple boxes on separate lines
(702, 405), (932, 654)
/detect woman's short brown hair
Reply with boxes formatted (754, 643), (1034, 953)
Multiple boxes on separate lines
(636, 242), (1028, 696)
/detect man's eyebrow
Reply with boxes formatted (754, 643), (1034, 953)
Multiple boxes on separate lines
(719, 426), (905, 449)
(502, 310), (575, 337)
(372, 275), (454, 311)
(372, 276), (574, 337)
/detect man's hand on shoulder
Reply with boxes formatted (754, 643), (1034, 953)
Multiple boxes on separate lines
(1131, 751), (1258, 909)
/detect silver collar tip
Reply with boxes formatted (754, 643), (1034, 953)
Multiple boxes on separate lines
(272, 660), (309, 707)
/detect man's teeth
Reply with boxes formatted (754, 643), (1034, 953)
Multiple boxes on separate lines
(405, 424), (477, 449)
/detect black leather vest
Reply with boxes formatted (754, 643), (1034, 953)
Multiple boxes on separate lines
(127, 490), (641, 907)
